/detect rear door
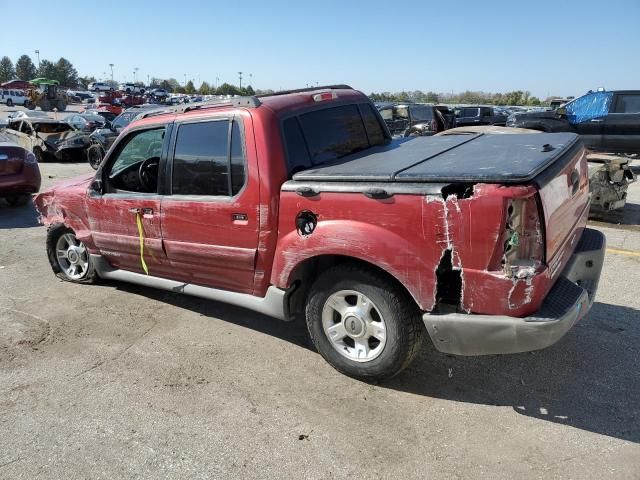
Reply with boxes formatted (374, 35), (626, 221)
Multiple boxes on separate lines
(603, 93), (640, 154)
(159, 112), (260, 294)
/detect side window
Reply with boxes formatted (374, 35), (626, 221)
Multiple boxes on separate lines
(172, 120), (230, 196)
(379, 108), (393, 121)
(615, 95), (640, 113)
(107, 128), (165, 189)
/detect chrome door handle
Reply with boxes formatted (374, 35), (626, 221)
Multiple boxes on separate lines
(590, 118), (604, 123)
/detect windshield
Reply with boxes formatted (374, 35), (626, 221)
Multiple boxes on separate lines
(564, 91), (613, 124)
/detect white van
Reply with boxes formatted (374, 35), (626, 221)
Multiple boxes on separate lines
(1, 89), (28, 107)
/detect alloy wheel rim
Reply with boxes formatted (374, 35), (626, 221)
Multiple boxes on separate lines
(321, 290), (387, 362)
(55, 233), (89, 280)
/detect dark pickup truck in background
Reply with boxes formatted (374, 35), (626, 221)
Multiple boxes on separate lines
(454, 106), (508, 127)
(507, 90), (640, 155)
(377, 102), (450, 136)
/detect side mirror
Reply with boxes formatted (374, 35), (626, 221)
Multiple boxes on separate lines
(557, 107), (567, 116)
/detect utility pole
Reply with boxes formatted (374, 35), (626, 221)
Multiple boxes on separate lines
(238, 71), (243, 90)
(216, 77), (220, 89)
(35, 50), (40, 69)
(109, 63), (114, 84)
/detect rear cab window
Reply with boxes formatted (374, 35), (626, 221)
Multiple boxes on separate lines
(614, 94), (640, 113)
(282, 103), (388, 176)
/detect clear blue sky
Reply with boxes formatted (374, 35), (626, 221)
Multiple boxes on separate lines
(2, 0), (638, 98)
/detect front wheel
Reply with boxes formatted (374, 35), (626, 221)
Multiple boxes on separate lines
(46, 224), (97, 283)
(305, 264), (424, 381)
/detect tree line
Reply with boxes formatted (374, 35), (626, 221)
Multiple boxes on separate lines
(369, 90), (550, 106)
(0, 54), (81, 87)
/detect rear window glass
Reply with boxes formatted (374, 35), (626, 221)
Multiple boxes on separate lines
(461, 108), (480, 117)
(615, 94), (640, 113)
(283, 103), (387, 175)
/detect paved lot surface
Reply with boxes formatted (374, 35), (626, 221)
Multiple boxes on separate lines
(1, 106), (639, 478)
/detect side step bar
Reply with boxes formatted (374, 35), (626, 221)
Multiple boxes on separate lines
(91, 255), (287, 320)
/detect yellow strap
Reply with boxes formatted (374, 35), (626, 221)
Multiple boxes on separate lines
(136, 212), (149, 275)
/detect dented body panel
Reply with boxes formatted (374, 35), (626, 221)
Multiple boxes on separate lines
(34, 86), (604, 357)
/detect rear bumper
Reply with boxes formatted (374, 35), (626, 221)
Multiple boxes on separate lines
(0, 165), (42, 195)
(423, 228), (606, 356)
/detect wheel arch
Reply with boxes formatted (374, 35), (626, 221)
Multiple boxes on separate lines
(283, 254), (420, 321)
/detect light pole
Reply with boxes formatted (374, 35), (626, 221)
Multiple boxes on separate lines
(249, 73), (253, 87)
(238, 71), (243, 90)
(216, 77), (220, 89)
(184, 73), (187, 86)
(108, 63), (114, 84)
(147, 74), (150, 86)
(134, 67), (139, 84)
(35, 50), (40, 68)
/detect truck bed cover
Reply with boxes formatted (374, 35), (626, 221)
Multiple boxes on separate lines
(292, 132), (580, 184)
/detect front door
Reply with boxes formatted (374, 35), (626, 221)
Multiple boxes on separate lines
(160, 114), (260, 294)
(86, 125), (170, 276)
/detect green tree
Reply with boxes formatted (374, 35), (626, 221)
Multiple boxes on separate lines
(15, 55), (37, 81)
(0, 56), (16, 83)
(36, 59), (57, 79)
(244, 85), (255, 96)
(216, 82), (241, 96)
(54, 57), (78, 87)
(184, 80), (196, 94)
(77, 76), (96, 89)
(198, 81), (211, 95)
(159, 79), (173, 92)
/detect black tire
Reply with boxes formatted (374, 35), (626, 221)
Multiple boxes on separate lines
(86, 143), (104, 170)
(46, 224), (97, 284)
(6, 99), (13, 107)
(26, 101), (35, 110)
(33, 147), (45, 163)
(23, 100), (29, 107)
(40, 98), (51, 111)
(5, 194), (30, 207)
(305, 264), (424, 381)
(56, 99), (67, 112)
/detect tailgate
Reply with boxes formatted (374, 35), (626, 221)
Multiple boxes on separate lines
(0, 146), (25, 176)
(536, 142), (590, 262)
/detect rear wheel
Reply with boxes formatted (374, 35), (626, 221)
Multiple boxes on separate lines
(6, 99), (13, 107)
(40, 98), (51, 111)
(46, 224), (96, 283)
(56, 99), (67, 111)
(305, 264), (424, 381)
(5, 194), (30, 207)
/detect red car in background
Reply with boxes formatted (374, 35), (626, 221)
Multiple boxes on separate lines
(0, 132), (41, 206)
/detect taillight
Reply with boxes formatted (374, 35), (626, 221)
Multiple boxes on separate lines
(502, 194), (544, 278)
(312, 91), (337, 102)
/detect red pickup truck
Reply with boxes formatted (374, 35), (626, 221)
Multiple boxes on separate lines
(34, 85), (606, 380)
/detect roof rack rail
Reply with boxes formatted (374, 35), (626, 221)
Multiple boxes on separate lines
(256, 84), (353, 98)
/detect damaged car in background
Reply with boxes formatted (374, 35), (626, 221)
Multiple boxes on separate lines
(34, 85), (605, 381)
(2, 117), (92, 162)
(0, 132), (41, 206)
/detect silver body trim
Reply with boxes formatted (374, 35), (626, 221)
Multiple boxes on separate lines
(91, 254), (287, 320)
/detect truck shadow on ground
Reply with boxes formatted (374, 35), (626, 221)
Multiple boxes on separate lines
(589, 202), (640, 227)
(0, 201), (40, 229)
(108, 282), (639, 444)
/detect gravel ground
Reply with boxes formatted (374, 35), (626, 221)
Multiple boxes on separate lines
(0, 109), (639, 478)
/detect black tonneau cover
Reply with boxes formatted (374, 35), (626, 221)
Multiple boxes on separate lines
(292, 132), (580, 184)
